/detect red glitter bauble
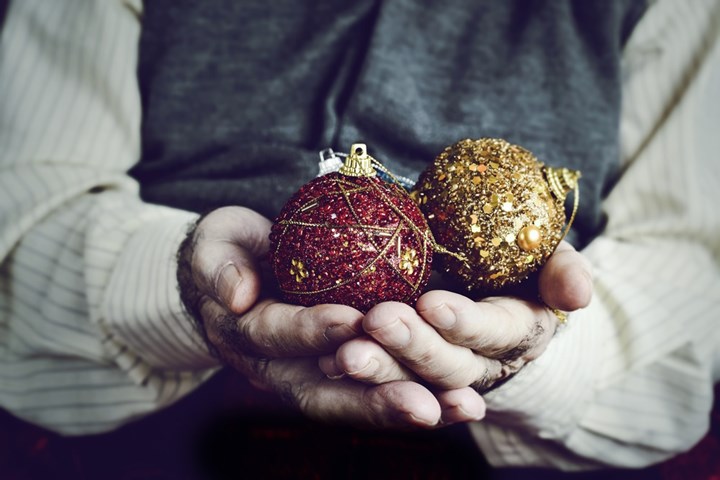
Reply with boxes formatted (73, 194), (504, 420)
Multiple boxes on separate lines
(269, 165), (433, 313)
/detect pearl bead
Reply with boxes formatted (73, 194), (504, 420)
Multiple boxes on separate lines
(517, 225), (542, 251)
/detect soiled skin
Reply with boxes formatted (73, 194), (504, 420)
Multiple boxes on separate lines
(179, 206), (592, 428)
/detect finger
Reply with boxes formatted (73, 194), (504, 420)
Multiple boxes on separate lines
(363, 302), (502, 389)
(207, 334), (443, 428)
(202, 298), (363, 358)
(318, 352), (485, 424)
(436, 387), (486, 424)
(333, 337), (417, 384)
(318, 354), (345, 380)
(417, 291), (556, 361)
(193, 244), (262, 314)
(261, 357), (443, 428)
(192, 207), (272, 313)
(539, 240), (593, 311)
(198, 206), (272, 256)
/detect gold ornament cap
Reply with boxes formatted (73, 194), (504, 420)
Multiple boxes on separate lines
(544, 167), (581, 203)
(339, 143), (377, 177)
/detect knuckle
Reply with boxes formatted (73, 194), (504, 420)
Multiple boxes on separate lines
(434, 364), (473, 389)
(372, 360), (410, 384)
(408, 341), (440, 369)
(362, 384), (402, 428)
(492, 318), (544, 362)
(407, 345), (472, 389)
(204, 317), (224, 348)
(249, 356), (271, 383)
(471, 361), (507, 392)
(214, 313), (258, 356)
(471, 369), (493, 392)
(237, 314), (262, 353)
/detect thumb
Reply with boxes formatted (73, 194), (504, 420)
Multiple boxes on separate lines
(538, 241), (593, 312)
(191, 207), (272, 314)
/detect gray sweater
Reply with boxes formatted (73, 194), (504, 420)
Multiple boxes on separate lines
(131, 0), (646, 248)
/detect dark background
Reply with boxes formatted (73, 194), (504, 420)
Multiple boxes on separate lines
(1, 371), (717, 480)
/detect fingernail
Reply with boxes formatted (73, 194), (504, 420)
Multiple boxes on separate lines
(346, 357), (379, 377)
(318, 355), (345, 380)
(442, 405), (485, 423)
(318, 357), (345, 380)
(324, 324), (357, 343)
(426, 303), (456, 329)
(458, 404), (485, 421)
(407, 413), (438, 427)
(216, 262), (241, 307)
(368, 319), (411, 348)
(443, 400), (486, 423)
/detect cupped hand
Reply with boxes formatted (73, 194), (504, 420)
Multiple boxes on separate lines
(322, 241), (593, 392)
(178, 206), (485, 428)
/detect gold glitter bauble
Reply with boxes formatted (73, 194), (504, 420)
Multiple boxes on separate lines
(413, 138), (580, 293)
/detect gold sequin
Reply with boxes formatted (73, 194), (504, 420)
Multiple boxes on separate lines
(399, 248), (420, 275)
(290, 259), (309, 283)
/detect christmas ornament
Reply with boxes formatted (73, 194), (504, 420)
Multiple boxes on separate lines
(413, 138), (580, 293)
(270, 144), (433, 312)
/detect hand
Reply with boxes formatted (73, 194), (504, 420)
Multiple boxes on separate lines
(177, 206), (486, 427)
(321, 241), (593, 392)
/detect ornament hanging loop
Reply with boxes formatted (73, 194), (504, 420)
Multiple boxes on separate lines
(339, 143), (377, 177)
(544, 167), (581, 243)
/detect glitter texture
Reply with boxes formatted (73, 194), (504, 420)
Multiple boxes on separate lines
(270, 172), (433, 313)
(414, 138), (574, 293)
